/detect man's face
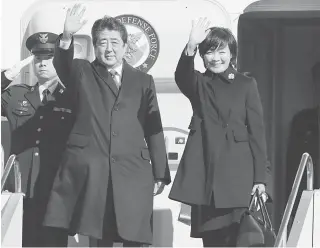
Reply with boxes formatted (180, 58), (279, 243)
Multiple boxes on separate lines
(33, 54), (57, 81)
(94, 29), (127, 69)
(203, 45), (231, 74)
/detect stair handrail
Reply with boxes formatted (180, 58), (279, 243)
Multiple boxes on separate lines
(1, 154), (21, 193)
(274, 152), (314, 247)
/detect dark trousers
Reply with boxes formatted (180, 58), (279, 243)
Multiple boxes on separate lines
(96, 174), (145, 247)
(201, 223), (239, 247)
(22, 198), (68, 247)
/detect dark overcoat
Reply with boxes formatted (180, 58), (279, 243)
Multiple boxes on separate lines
(43, 36), (171, 243)
(1, 72), (75, 221)
(169, 50), (268, 208)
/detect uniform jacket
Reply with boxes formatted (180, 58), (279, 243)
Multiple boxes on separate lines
(286, 107), (319, 201)
(169, 50), (268, 208)
(1, 71), (75, 220)
(43, 36), (171, 243)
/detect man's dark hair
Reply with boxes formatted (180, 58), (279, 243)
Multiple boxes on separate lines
(199, 27), (237, 67)
(91, 16), (128, 46)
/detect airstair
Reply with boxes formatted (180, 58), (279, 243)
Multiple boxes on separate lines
(1, 153), (319, 247)
(275, 153), (320, 247)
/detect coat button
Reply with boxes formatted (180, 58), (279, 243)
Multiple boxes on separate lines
(112, 131), (117, 136)
(40, 116), (44, 119)
(37, 128), (42, 132)
(61, 116), (65, 120)
(114, 107), (119, 111)
(223, 123), (228, 128)
(34, 152), (39, 156)
(111, 157), (116, 163)
(36, 140), (40, 145)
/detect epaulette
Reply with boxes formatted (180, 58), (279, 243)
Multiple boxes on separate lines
(10, 84), (32, 89)
(6, 84), (35, 94)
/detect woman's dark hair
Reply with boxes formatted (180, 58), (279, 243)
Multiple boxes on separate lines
(91, 16), (128, 46)
(199, 27), (237, 67)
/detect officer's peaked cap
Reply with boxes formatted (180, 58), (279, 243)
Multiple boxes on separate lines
(26, 32), (58, 55)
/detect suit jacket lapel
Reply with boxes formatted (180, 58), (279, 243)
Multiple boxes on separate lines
(91, 59), (119, 97)
(24, 84), (41, 109)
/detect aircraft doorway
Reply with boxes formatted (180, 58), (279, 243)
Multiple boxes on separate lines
(237, 0), (320, 231)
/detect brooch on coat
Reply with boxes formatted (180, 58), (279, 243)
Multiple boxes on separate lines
(228, 73), (235, 80)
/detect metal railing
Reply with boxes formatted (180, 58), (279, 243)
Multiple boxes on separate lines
(274, 152), (314, 247)
(1, 154), (21, 193)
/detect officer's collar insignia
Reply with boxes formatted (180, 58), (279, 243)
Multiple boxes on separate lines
(22, 100), (28, 106)
(39, 33), (48, 44)
(59, 88), (64, 94)
(228, 73), (235, 80)
(30, 87), (34, 91)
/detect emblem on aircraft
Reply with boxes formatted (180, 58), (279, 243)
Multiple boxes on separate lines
(115, 15), (160, 73)
(39, 33), (48, 44)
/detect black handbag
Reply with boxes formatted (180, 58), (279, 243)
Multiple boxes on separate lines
(236, 191), (276, 247)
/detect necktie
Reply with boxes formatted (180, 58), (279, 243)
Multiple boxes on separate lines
(109, 69), (121, 89)
(42, 89), (52, 104)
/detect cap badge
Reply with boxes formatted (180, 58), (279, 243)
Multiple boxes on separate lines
(39, 33), (48, 44)
(228, 73), (235, 80)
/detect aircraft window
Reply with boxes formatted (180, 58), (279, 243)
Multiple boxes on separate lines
(73, 35), (92, 60)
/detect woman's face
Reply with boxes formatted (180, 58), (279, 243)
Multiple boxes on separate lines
(203, 45), (232, 74)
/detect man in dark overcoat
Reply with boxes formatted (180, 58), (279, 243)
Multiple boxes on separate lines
(1, 32), (75, 246)
(286, 62), (320, 221)
(43, 4), (170, 247)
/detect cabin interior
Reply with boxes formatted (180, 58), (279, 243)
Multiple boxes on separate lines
(237, 10), (320, 229)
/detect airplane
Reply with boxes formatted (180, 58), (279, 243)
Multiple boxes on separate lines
(1, 0), (320, 246)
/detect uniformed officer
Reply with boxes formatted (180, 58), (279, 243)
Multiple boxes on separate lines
(1, 32), (75, 247)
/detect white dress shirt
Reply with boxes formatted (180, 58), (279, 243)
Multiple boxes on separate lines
(39, 82), (58, 101)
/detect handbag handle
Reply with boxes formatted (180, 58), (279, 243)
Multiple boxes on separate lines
(249, 189), (273, 230)
(257, 193), (274, 231)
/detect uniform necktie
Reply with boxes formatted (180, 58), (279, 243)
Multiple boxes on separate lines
(109, 69), (121, 89)
(42, 89), (52, 104)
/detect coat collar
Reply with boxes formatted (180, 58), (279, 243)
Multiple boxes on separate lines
(91, 58), (137, 98)
(91, 59), (120, 97)
(120, 60), (135, 89)
(52, 82), (66, 99)
(204, 65), (237, 84)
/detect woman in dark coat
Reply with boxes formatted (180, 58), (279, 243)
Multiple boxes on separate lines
(169, 18), (269, 247)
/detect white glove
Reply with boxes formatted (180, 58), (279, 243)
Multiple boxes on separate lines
(4, 55), (34, 80)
